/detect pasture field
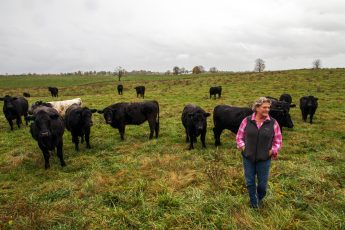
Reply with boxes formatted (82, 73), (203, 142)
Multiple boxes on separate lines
(0, 69), (344, 229)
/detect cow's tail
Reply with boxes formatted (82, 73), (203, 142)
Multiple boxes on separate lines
(153, 100), (159, 132)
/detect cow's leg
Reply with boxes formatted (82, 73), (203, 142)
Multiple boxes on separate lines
(189, 132), (194, 150)
(185, 128), (190, 142)
(302, 111), (307, 122)
(85, 132), (91, 149)
(210, 94), (212, 99)
(219, 92), (221, 98)
(201, 129), (207, 148)
(39, 144), (50, 169)
(57, 139), (66, 167)
(16, 115), (22, 128)
(72, 133), (79, 151)
(213, 127), (223, 146)
(142, 93), (145, 99)
(24, 112), (28, 125)
(310, 113), (314, 124)
(6, 118), (14, 131)
(118, 125), (125, 140)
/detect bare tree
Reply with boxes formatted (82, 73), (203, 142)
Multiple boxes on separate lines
(209, 67), (218, 73)
(313, 59), (321, 69)
(192, 66), (201, 74)
(115, 66), (126, 81)
(173, 66), (180, 75)
(254, 58), (265, 72)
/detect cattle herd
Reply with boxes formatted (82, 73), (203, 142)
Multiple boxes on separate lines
(0, 85), (319, 169)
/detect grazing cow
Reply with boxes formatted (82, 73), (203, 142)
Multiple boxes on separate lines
(209, 86), (222, 99)
(279, 93), (292, 104)
(213, 105), (293, 146)
(23, 92), (31, 97)
(181, 104), (210, 150)
(65, 104), (97, 151)
(0, 95), (29, 130)
(27, 107), (65, 169)
(117, 84), (123, 95)
(29, 98), (82, 117)
(48, 87), (59, 97)
(98, 100), (159, 140)
(300, 96), (318, 124)
(135, 86), (145, 98)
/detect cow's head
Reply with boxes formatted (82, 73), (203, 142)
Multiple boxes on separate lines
(29, 111), (60, 149)
(78, 108), (97, 128)
(0, 95), (18, 110)
(188, 111), (211, 134)
(98, 108), (114, 124)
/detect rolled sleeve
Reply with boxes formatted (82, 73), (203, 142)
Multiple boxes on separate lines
(236, 118), (247, 149)
(271, 120), (282, 155)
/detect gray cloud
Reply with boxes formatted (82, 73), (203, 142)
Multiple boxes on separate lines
(0, 0), (344, 74)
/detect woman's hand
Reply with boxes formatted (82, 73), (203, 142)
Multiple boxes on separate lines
(269, 149), (278, 160)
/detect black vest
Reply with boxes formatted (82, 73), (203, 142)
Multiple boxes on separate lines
(242, 116), (275, 162)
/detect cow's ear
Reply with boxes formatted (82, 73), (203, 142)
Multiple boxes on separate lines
(12, 97), (18, 100)
(26, 116), (36, 122)
(315, 97), (318, 101)
(97, 110), (104, 114)
(188, 113), (194, 118)
(290, 103), (296, 108)
(90, 109), (97, 113)
(204, 113), (211, 117)
(0, 97), (4, 101)
(49, 114), (59, 119)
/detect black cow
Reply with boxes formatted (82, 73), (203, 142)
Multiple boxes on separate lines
(279, 94), (292, 104)
(213, 105), (293, 146)
(300, 96), (318, 124)
(135, 86), (145, 98)
(23, 92), (31, 97)
(267, 96), (296, 112)
(98, 100), (159, 140)
(0, 95), (29, 130)
(181, 104), (210, 150)
(65, 104), (97, 151)
(209, 86), (222, 99)
(28, 107), (65, 169)
(28, 101), (53, 115)
(48, 87), (59, 97)
(117, 84), (123, 95)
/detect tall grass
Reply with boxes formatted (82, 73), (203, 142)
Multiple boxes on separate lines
(0, 69), (344, 229)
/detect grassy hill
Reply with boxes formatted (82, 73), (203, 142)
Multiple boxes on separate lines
(0, 69), (344, 229)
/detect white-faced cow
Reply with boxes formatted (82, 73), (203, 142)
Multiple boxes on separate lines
(29, 98), (82, 117)
(65, 104), (97, 151)
(0, 95), (29, 130)
(300, 96), (318, 124)
(181, 104), (211, 150)
(98, 100), (159, 140)
(213, 105), (293, 146)
(135, 86), (145, 98)
(48, 87), (59, 97)
(209, 86), (222, 99)
(27, 107), (66, 169)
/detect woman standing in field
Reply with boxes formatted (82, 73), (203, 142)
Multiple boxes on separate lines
(236, 97), (282, 208)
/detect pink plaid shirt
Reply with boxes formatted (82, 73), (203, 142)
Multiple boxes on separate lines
(236, 113), (282, 156)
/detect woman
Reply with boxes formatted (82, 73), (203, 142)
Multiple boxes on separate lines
(236, 97), (282, 208)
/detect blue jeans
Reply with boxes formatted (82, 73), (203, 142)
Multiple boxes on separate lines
(242, 156), (271, 207)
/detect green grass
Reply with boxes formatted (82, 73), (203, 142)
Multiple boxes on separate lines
(0, 69), (345, 229)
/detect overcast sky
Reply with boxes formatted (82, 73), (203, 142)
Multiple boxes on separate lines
(1, 0), (345, 74)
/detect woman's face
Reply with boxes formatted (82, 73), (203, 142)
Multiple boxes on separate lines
(256, 102), (271, 117)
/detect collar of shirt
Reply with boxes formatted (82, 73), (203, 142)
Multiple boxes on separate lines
(251, 112), (271, 121)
